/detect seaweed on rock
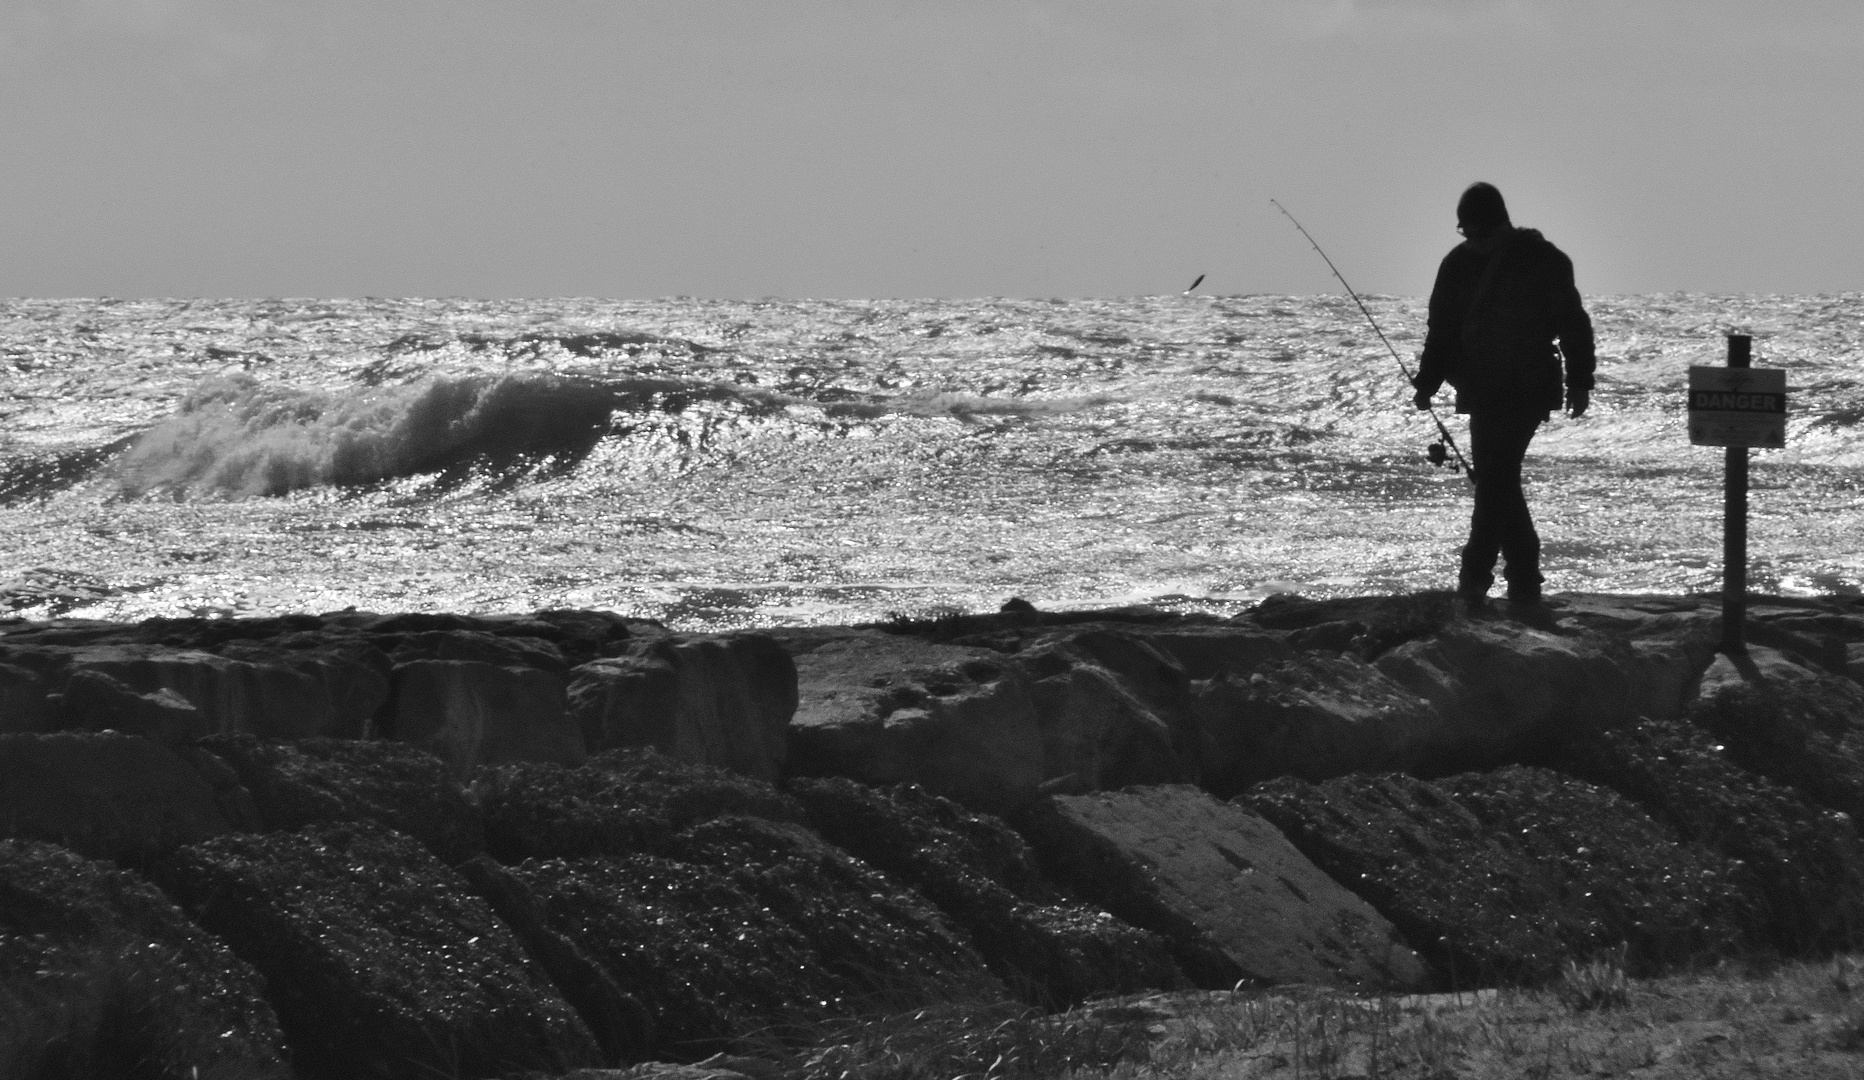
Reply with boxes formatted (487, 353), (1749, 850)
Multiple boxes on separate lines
(474, 747), (803, 862)
(505, 827), (1003, 1062)
(156, 820), (602, 1080)
(1242, 766), (1750, 987)
(1686, 645), (1864, 824)
(1558, 716), (1864, 956)
(790, 777), (1184, 1006)
(0, 839), (288, 1080)
(198, 732), (486, 863)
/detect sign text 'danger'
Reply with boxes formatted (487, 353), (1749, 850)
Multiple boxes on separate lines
(1688, 366), (1787, 448)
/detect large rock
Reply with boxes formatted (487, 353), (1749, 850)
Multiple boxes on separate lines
(1014, 784), (1430, 992)
(8, 640), (389, 739)
(59, 668), (207, 743)
(779, 630), (1044, 812)
(1686, 644), (1864, 821)
(1013, 636), (1190, 793)
(791, 777), (1185, 1006)
(1559, 716), (1864, 955)
(0, 839), (289, 1080)
(567, 633), (797, 782)
(1242, 767), (1748, 986)
(385, 659), (585, 775)
(0, 732), (231, 867)
(1372, 618), (1638, 770)
(158, 821), (603, 1080)
(506, 817), (1001, 1060)
(457, 854), (654, 1067)
(381, 628), (570, 673)
(1129, 623), (1293, 680)
(199, 733), (486, 864)
(474, 748), (803, 863)
(1242, 591), (1459, 658)
(1190, 652), (1446, 798)
(0, 660), (52, 733)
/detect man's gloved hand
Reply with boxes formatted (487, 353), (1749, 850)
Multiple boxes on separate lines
(1413, 389), (1434, 411)
(1566, 386), (1590, 418)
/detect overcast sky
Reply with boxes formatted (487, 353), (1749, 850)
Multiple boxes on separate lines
(2, 1), (1859, 299)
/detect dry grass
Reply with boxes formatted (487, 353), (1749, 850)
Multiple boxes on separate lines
(774, 955), (1864, 1080)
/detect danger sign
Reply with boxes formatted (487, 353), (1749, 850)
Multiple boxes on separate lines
(1689, 366), (1787, 448)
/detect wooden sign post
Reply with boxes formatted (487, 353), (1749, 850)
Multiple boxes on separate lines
(1688, 335), (1786, 652)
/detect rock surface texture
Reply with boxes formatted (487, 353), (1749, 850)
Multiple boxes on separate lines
(0, 839), (289, 1079)
(567, 633), (797, 781)
(1244, 766), (1750, 985)
(158, 821), (603, 1080)
(778, 629), (1045, 811)
(0, 592), (1861, 1076)
(791, 776), (1185, 1006)
(1559, 716), (1864, 956)
(0, 731), (232, 867)
(1015, 784), (1431, 991)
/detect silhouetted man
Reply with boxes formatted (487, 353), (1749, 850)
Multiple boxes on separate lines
(1412, 182), (1594, 607)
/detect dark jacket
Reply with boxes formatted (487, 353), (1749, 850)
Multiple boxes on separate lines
(1414, 227), (1595, 417)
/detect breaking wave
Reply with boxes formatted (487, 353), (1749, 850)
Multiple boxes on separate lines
(112, 372), (1112, 497)
(115, 373), (622, 497)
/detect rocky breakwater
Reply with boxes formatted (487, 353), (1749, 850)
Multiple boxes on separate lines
(3, 591), (1864, 1078)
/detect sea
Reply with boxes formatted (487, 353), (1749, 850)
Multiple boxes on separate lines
(2, 294), (1860, 632)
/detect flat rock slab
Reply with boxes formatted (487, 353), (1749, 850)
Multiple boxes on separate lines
(1015, 784), (1429, 992)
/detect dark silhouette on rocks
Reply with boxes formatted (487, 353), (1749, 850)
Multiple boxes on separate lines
(1412, 181), (1596, 606)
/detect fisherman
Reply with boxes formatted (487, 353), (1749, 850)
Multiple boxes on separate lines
(1411, 182), (1595, 608)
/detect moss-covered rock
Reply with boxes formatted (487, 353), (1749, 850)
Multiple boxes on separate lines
(1241, 767), (1749, 986)
(0, 732), (231, 869)
(790, 777), (1184, 1006)
(1558, 716), (1864, 956)
(157, 821), (601, 1080)
(474, 748), (802, 863)
(199, 733), (485, 863)
(457, 854), (655, 1067)
(1687, 645), (1864, 822)
(1, 839), (288, 1080)
(508, 823), (1003, 1061)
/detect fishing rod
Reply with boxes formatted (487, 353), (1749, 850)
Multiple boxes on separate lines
(1270, 199), (1473, 481)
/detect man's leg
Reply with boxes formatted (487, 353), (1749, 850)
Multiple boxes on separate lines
(1461, 411), (1542, 601)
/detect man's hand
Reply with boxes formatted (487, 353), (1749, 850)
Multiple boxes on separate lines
(1566, 387), (1590, 418)
(1413, 389), (1434, 411)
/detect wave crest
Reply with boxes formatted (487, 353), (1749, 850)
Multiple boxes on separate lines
(116, 373), (618, 497)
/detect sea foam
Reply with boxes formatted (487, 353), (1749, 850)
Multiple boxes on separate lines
(115, 372), (619, 496)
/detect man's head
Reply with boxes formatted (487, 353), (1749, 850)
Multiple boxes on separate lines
(1456, 182), (1512, 251)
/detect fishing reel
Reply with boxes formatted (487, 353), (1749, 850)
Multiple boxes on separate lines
(1426, 441), (1457, 470)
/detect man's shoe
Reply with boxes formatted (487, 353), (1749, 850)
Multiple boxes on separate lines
(1455, 592), (1490, 618)
(1505, 587), (1541, 605)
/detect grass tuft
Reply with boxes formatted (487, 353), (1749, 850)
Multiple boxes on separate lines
(1555, 952), (1630, 1012)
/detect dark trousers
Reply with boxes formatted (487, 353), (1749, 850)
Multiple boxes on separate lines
(1459, 411), (1544, 598)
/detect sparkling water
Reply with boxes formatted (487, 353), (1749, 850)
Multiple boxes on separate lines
(3, 294), (1860, 630)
